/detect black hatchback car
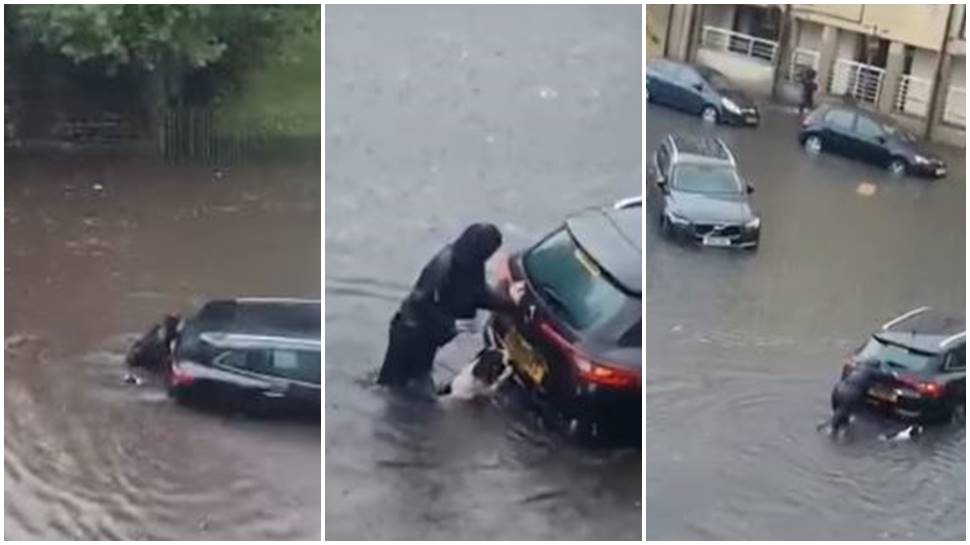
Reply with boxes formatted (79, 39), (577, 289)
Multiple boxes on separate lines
(799, 104), (947, 178)
(486, 200), (641, 441)
(840, 307), (965, 424)
(646, 58), (760, 126)
(648, 133), (761, 249)
(167, 298), (321, 417)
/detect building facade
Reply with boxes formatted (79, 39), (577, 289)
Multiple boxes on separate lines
(647, 4), (966, 147)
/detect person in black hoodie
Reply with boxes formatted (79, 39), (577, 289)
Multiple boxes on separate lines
(818, 360), (880, 436)
(377, 223), (522, 392)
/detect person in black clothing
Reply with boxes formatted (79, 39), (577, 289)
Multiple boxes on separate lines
(126, 314), (181, 372)
(799, 68), (818, 115)
(818, 360), (880, 436)
(377, 223), (522, 392)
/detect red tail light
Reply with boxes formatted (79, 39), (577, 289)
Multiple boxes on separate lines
(896, 375), (945, 399)
(538, 321), (640, 390)
(169, 361), (195, 387)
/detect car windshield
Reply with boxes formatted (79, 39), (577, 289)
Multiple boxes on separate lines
(883, 122), (917, 142)
(523, 228), (631, 332)
(860, 336), (936, 371)
(671, 164), (742, 194)
(699, 69), (732, 91)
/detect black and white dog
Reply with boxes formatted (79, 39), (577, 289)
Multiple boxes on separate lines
(437, 346), (513, 401)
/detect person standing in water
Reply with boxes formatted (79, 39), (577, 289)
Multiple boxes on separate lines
(799, 68), (818, 115)
(377, 223), (524, 392)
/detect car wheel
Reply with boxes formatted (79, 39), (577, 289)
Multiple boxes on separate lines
(701, 105), (718, 124)
(888, 157), (908, 177)
(804, 134), (823, 155)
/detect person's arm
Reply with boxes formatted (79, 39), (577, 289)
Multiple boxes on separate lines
(408, 249), (458, 340)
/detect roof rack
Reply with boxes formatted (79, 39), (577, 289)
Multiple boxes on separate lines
(940, 332), (966, 349)
(613, 196), (642, 210)
(200, 332), (321, 350)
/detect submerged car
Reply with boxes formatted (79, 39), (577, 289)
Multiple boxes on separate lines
(841, 307), (965, 423)
(167, 298), (321, 416)
(646, 58), (760, 126)
(799, 104), (947, 178)
(648, 133), (760, 249)
(486, 199), (641, 441)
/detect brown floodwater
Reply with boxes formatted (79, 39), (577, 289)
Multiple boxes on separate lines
(4, 147), (321, 539)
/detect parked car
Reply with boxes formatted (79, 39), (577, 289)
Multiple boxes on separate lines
(485, 199), (641, 441)
(840, 307), (965, 424)
(647, 133), (761, 249)
(799, 104), (947, 178)
(646, 58), (760, 126)
(167, 298), (321, 417)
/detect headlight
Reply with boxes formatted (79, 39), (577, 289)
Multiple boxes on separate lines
(913, 155), (931, 164)
(720, 97), (741, 114)
(745, 217), (761, 230)
(666, 210), (690, 225)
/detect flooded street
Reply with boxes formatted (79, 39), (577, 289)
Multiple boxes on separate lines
(325, 6), (641, 540)
(644, 105), (965, 540)
(5, 150), (321, 539)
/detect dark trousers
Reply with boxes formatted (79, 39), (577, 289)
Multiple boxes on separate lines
(377, 312), (440, 387)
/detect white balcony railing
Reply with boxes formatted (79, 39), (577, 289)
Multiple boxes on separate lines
(701, 26), (778, 63)
(829, 59), (885, 105)
(943, 86), (966, 127)
(893, 74), (932, 118)
(786, 48), (820, 82)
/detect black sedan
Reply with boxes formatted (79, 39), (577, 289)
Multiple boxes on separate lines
(486, 200), (641, 442)
(799, 104), (947, 178)
(646, 58), (760, 126)
(167, 298), (321, 417)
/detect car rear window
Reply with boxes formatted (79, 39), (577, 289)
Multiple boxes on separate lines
(523, 228), (631, 332)
(860, 336), (937, 372)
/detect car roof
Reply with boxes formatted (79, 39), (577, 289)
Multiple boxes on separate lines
(184, 298), (320, 341)
(666, 133), (735, 166)
(875, 307), (965, 354)
(565, 205), (641, 297)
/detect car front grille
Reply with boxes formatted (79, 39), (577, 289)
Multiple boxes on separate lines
(693, 224), (742, 237)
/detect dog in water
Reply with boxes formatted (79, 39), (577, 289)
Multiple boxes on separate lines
(818, 360), (881, 437)
(124, 315), (181, 382)
(437, 347), (513, 401)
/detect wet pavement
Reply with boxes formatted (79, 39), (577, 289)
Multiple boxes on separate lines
(644, 104), (965, 540)
(325, 5), (641, 540)
(5, 150), (321, 539)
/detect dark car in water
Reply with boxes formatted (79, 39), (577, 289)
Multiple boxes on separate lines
(841, 307), (965, 424)
(799, 104), (947, 178)
(167, 298), (321, 417)
(648, 133), (760, 249)
(486, 199), (641, 441)
(646, 58), (760, 126)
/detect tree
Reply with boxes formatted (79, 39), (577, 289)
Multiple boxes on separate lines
(7, 5), (318, 138)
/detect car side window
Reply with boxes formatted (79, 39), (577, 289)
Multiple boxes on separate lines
(855, 115), (884, 140)
(272, 349), (321, 384)
(678, 66), (702, 88)
(825, 109), (855, 131)
(943, 345), (965, 371)
(218, 349), (272, 374)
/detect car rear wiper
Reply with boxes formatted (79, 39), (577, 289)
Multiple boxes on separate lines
(536, 282), (575, 323)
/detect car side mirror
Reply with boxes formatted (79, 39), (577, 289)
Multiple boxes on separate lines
(876, 135), (886, 144)
(746, 185), (754, 194)
(693, 83), (704, 92)
(657, 179), (668, 192)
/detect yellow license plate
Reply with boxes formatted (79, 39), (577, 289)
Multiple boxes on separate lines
(504, 329), (548, 385)
(868, 386), (898, 403)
